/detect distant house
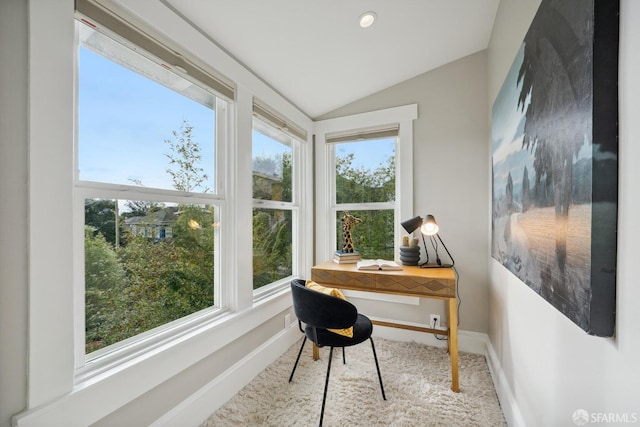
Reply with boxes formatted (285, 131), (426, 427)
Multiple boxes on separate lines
(252, 171), (283, 201)
(124, 208), (177, 241)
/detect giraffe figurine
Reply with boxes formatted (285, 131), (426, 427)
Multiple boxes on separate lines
(340, 211), (362, 253)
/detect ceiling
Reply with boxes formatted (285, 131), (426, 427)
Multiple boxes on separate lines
(161, 1), (500, 119)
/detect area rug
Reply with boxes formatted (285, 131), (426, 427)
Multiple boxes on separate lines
(201, 337), (506, 426)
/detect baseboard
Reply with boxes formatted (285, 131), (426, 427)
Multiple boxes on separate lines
(484, 340), (526, 427)
(373, 322), (525, 427)
(150, 324), (301, 427)
(370, 318), (489, 355)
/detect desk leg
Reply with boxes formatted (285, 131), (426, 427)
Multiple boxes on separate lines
(448, 297), (459, 392)
(313, 343), (319, 360)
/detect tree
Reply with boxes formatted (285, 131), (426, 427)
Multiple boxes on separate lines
(125, 179), (161, 217)
(253, 210), (292, 288)
(85, 199), (119, 246)
(336, 153), (395, 204)
(165, 119), (209, 193)
(84, 226), (127, 351)
(85, 121), (216, 352)
(281, 151), (292, 202)
(505, 172), (514, 215)
(251, 150), (293, 288)
(521, 166), (531, 212)
(335, 152), (396, 259)
(517, 0), (592, 270)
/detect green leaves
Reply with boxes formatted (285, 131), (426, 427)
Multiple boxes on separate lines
(165, 119), (209, 193)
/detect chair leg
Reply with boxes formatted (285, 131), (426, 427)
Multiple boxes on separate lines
(319, 346), (334, 427)
(289, 336), (307, 383)
(369, 338), (386, 400)
(342, 347), (346, 364)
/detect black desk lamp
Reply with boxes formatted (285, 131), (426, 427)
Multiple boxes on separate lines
(401, 214), (454, 268)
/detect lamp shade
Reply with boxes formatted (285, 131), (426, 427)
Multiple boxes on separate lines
(401, 216), (423, 234)
(420, 215), (439, 236)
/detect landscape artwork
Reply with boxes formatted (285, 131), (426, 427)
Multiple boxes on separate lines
(491, 0), (618, 336)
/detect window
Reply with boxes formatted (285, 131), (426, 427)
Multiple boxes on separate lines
(314, 105), (417, 262)
(23, 1), (313, 419)
(251, 107), (302, 291)
(76, 17), (226, 356)
(334, 137), (396, 259)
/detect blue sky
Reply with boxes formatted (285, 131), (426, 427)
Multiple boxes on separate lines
(79, 46), (394, 193)
(79, 47), (215, 191)
(335, 139), (395, 172)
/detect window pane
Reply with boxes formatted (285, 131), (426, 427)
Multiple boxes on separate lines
(252, 120), (292, 202)
(335, 138), (395, 204)
(78, 24), (215, 192)
(336, 210), (394, 260)
(253, 208), (292, 289)
(85, 198), (216, 353)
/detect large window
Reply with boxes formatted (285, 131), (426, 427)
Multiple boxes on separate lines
(22, 2), (313, 420)
(333, 137), (396, 259)
(314, 105), (417, 262)
(252, 115), (300, 291)
(76, 18), (225, 356)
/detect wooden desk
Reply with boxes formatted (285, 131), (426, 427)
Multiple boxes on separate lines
(311, 261), (459, 392)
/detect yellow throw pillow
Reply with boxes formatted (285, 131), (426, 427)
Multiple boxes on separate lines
(305, 280), (353, 338)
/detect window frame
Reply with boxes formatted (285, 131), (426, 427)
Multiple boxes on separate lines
(330, 136), (397, 259)
(21, 2), (314, 423)
(313, 105), (418, 263)
(251, 115), (303, 298)
(72, 17), (231, 374)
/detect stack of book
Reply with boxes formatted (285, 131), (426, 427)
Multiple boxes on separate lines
(333, 250), (361, 264)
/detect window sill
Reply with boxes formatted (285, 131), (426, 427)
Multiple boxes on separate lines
(15, 285), (294, 427)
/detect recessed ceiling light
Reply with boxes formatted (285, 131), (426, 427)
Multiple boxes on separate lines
(359, 11), (377, 28)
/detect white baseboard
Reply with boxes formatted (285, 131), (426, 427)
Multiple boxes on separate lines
(373, 323), (525, 427)
(150, 324), (301, 427)
(370, 318), (489, 355)
(484, 340), (526, 427)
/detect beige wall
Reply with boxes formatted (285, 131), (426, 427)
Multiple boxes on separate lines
(488, 1), (640, 425)
(319, 51), (490, 333)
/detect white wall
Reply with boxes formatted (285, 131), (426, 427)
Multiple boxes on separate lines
(0, 1), (28, 426)
(488, 1), (640, 425)
(319, 51), (490, 334)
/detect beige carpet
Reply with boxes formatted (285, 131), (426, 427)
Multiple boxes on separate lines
(201, 337), (506, 427)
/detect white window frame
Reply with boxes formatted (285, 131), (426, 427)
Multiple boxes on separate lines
(19, 2), (313, 424)
(72, 18), (232, 377)
(251, 116), (303, 299)
(313, 105), (418, 262)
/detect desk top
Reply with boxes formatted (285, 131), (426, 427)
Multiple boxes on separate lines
(311, 261), (456, 299)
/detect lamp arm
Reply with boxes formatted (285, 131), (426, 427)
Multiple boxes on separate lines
(436, 233), (455, 267)
(418, 233), (430, 267)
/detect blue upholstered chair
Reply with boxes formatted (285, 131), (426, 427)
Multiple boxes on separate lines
(288, 278), (386, 426)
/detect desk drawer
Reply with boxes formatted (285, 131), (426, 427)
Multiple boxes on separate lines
(375, 274), (455, 298)
(310, 265), (455, 298)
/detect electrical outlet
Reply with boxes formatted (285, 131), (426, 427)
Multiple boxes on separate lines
(429, 314), (441, 330)
(284, 314), (291, 329)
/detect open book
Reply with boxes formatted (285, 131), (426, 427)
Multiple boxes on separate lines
(356, 259), (402, 271)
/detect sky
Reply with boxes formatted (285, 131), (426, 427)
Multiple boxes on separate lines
(79, 46), (215, 191)
(491, 45), (535, 198)
(491, 43), (602, 200)
(79, 46), (394, 195)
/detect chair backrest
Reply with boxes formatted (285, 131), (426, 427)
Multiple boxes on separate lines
(290, 279), (357, 330)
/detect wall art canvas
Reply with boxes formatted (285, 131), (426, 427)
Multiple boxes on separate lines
(491, 0), (619, 336)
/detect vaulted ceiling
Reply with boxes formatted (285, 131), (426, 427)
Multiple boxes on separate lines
(133, 0), (500, 118)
